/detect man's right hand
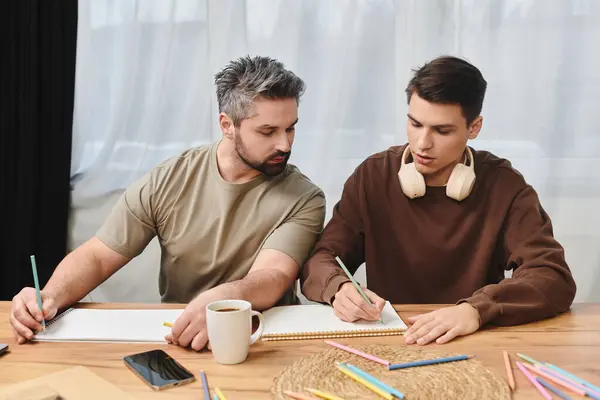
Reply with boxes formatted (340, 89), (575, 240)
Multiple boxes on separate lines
(332, 282), (386, 322)
(10, 288), (58, 344)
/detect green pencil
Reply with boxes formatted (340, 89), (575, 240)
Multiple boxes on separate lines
(334, 256), (384, 324)
(30, 255), (46, 332)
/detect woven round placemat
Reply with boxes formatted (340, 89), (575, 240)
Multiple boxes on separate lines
(272, 344), (510, 400)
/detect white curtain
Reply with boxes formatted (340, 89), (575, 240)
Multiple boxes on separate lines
(71, 0), (600, 303)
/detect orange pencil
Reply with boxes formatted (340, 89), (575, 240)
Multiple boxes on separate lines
(503, 351), (516, 391)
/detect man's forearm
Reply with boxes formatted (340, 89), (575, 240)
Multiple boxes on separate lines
(202, 269), (294, 310)
(42, 251), (105, 309)
(43, 238), (126, 310)
(301, 251), (351, 304)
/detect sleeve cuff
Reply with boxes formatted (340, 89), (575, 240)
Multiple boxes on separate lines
(457, 291), (502, 327)
(321, 274), (352, 305)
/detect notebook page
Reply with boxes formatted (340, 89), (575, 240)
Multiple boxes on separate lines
(262, 301), (407, 336)
(32, 309), (184, 343)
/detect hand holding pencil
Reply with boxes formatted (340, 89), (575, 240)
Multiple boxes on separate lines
(9, 288), (58, 343)
(331, 256), (386, 323)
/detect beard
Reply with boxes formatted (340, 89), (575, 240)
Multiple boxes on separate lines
(234, 135), (291, 177)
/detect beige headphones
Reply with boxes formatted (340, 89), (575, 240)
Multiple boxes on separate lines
(398, 145), (476, 201)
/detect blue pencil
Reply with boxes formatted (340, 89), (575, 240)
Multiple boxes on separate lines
(535, 377), (573, 400)
(389, 355), (470, 370)
(344, 363), (405, 399)
(30, 255), (46, 331)
(545, 364), (600, 393)
(587, 391), (600, 400)
(200, 370), (210, 399)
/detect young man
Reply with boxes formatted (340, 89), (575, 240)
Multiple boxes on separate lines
(11, 55), (326, 351)
(301, 55), (576, 345)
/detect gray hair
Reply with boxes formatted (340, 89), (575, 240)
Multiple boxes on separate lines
(214, 55), (306, 126)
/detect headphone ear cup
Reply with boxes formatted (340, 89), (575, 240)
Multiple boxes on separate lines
(398, 163), (426, 199)
(446, 164), (476, 201)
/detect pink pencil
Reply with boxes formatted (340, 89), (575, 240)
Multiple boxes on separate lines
(516, 361), (552, 400)
(522, 362), (586, 396)
(324, 340), (390, 366)
(536, 364), (600, 398)
(284, 390), (319, 400)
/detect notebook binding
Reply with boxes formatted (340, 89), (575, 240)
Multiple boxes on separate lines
(262, 328), (406, 341)
(46, 307), (75, 327)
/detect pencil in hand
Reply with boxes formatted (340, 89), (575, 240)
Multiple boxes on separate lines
(30, 255), (46, 332)
(334, 256), (384, 324)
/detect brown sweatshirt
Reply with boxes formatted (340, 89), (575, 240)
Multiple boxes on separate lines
(301, 144), (576, 327)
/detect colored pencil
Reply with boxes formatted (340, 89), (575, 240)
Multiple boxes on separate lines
(30, 255), (46, 331)
(545, 363), (600, 393)
(215, 388), (227, 400)
(284, 390), (319, 400)
(388, 355), (469, 370)
(516, 353), (542, 365)
(336, 363), (393, 400)
(212, 395), (219, 400)
(515, 361), (552, 400)
(163, 321), (173, 327)
(524, 364), (586, 396)
(325, 340), (389, 366)
(306, 388), (346, 400)
(200, 370), (210, 400)
(537, 365), (600, 398)
(345, 363), (404, 399)
(535, 377), (573, 400)
(503, 351), (515, 391)
(587, 391), (600, 400)
(334, 256), (384, 324)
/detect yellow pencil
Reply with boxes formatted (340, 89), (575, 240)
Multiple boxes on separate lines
(335, 364), (393, 400)
(163, 321), (173, 327)
(306, 388), (346, 400)
(215, 388), (227, 400)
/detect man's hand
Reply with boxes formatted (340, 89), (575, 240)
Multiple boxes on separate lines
(332, 282), (386, 322)
(404, 303), (480, 345)
(165, 295), (209, 351)
(10, 288), (58, 344)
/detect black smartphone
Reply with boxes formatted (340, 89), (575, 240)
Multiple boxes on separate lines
(123, 349), (195, 391)
(0, 344), (8, 356)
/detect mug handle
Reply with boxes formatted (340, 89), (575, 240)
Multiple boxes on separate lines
(249, 310), (264, 345)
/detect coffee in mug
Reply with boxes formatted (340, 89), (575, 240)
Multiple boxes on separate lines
(205, 300), (264, 365)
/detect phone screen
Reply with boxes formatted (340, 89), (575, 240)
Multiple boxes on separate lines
(123, 349), (195, 390)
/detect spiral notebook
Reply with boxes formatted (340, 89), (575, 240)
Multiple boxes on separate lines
(32, 308), (184, 343)
(261, 301), (407, 341)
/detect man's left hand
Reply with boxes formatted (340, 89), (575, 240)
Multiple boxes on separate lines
(165, 295), (209, 351)
(404, 303), (480, 345)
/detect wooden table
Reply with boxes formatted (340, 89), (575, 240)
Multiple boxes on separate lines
(0, 302), (599, 399)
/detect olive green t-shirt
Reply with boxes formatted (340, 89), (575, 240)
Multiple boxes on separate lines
(96, 141), (326, 304)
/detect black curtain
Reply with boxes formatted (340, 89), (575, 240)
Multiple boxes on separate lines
(0, 1), (77, 299)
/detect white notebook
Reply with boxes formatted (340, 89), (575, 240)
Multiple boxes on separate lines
(32, 308), (184, 343)
(261, 301), (407, 341)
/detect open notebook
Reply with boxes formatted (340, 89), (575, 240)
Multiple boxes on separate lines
(261, 301), (407, 341)
(32, 308), (184, 343)
(32, 302), (406, 343)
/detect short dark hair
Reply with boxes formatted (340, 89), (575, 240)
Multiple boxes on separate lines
(405, 56), (487, 125)
(214, 55), (306, 126)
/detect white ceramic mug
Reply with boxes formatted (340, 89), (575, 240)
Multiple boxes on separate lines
(205, 300), (264, 365)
